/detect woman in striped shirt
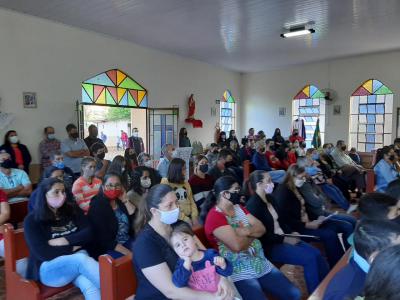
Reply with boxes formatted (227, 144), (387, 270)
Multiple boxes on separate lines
(72, 157), (102, 213)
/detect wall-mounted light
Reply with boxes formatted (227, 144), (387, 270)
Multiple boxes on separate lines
(280, 26), (315, 38)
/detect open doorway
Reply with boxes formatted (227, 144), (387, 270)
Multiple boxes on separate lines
(82, 105), (147, 161)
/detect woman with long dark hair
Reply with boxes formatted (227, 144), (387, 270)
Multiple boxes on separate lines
(0, 130), (32, 173)
(217, 131), (229, 149)
(201, 176), (301, 300)
(132, 184), (235, 300)
(87, 173), (135, 259)
(109, 155), (132, 190)
(373, 146), (399, 192)
(161, 158), (199, 226)
(24, 178), (100, 299)
(246, 170), (329, 293)
(179, 127), (191, 147)
(188, 155), (214, 209)
(272, 128), (285, 149)
(273, 164), (344, 267)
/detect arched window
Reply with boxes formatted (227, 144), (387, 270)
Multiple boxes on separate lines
(292, 85), (325, 147)
(220, 90), (236, 132)
(349, 79), (393, 152)
(82, 69), (148, 107)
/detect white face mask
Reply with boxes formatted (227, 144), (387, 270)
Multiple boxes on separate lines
(140, 178), (152, 188)
(264, 182), (274, 194)
(144, 160), (153, 168)
(9, 136), (19, 144)
(132, 131), (139, 137)
(157, 207), (179, 225)
(294, 178), (305, 188)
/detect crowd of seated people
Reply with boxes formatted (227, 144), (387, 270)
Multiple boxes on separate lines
(1, 123), (400, 300)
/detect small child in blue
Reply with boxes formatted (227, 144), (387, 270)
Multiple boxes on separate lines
(170, 221), (233, 293)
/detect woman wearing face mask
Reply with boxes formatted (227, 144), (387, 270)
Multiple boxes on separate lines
(246, 171), (329, 293)
(179, 127), (191, 147)
(24, 178), (100, 300)
(217, 131), (229, 149)
(272, 128), (285, 149)
(0, 130), (32, 174)
(273, 165), (344, 267)
(132, 184), (235, 300)
(109, 155), (131, 190)
(161, 158), (199, 226)
(189, 155), (214, 209)
(201, 176), (301, 300)
(374, 146), (400, 192)
(88, 173), (135, 259)
(72, 157), (102, 213)
(137, 152), (162, 185)
(226, 130), (238, 145)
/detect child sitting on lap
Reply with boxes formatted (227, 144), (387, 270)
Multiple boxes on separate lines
(171, 222), (233, 293)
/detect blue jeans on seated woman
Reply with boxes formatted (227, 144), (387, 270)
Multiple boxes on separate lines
(39, 250), (100, 300)
(300, 227), (344, 268)
(269, 241), (329, 293)
(234, 267), (301, 300)
(322, 213), (356, 249)
(320, 184), (349, 210)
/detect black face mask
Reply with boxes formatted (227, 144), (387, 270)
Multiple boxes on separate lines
(199, 164), (209, 173)
(341, 145), (347, 151)
(225, 161), (235, 168)
(97, 153), (105, 160)
(228, 192), (241, 205)
(1, 159), (13, 169)
(293, 132), (298, 136)
(389, 154), (396, 161)
(70, 132), (79, 139)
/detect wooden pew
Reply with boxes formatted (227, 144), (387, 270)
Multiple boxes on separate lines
(99, 254), (137, 300)
(243, 160), (251, 182)
(8, 200), (29, 227)
(307, 249), (351, 300)
(366, 169), (375, 193)
(4, 224), (73, 300)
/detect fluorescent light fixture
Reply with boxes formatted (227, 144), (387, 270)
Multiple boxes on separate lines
(281, 27), (315, 38)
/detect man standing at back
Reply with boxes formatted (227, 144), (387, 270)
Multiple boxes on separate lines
(84, 124), (107, 156)
(39, 126), (60, 170)
(157, 144), (175, 178)
(128, 127), (145, 155)
(61, 124), (90, 178)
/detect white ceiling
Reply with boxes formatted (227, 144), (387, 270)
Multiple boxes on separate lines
(1, 0), (400, 72)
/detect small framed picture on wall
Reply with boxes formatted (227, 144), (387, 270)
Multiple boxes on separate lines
(279, 107), (286, 117)
(333, 105), (341, 115)
(23, 92), (37, 108)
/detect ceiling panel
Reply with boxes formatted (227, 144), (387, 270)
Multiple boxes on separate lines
(0, 0), (399, 72)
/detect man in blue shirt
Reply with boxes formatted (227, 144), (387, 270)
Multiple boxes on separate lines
(373, 146), (399, 192)
(61, 123), (90, 177)
(324, 219), (400, 300)
(157, 144), (175, 178)
(0, 152), (32, 203)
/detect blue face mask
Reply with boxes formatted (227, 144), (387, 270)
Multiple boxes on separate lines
(312, 153), (320, 160)
(353, 249), (370, 273)
(54, 161), (65, 169)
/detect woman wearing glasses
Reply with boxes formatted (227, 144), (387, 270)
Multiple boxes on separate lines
(87, 172), (136, 259)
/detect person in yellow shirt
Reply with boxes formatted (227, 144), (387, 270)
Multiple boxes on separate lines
(161, 158), (199, 226)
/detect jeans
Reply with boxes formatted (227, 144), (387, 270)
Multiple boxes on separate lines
(234, 267), (301, 300)
(301, 227), (344, 268)
(268, 170), (286, 184)
(0, 239), (28, 277)
(322, 213), (356, 249)
(321, 184), (349, 210)
(269, 242), (329, 293)
(39, 251), (100, 300)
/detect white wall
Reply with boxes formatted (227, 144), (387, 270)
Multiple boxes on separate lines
(241, 51), (400, 144)
(0, 8), (240, 163)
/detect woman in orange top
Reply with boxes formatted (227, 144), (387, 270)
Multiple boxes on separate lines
(0, 130), (32, 174)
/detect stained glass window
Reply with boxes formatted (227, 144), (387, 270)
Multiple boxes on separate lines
(349, 79), (393, 152)
(82, 69), (148, 108)
(220, 90), (236, 132)
(292, 85), (326, 148)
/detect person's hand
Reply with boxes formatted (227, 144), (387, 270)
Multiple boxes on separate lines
(317, 216), (326, 222)
(182, 256), (192, 271)
(235, 226), (251, 237)
(48, 237), (69, 246)
(213, 256), (227, 270)
(326, 178), (333, 185)
(306, 220), (322, 230)
(215, 276), (235, 300)
(284, 236), (300, 245)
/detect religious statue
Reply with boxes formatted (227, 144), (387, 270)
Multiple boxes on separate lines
(185, 94), (203, 128)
